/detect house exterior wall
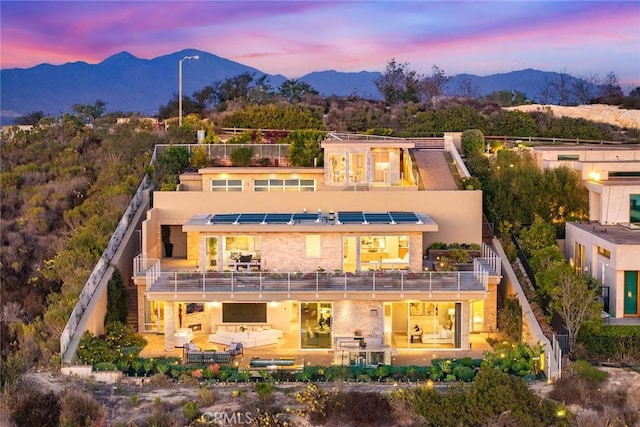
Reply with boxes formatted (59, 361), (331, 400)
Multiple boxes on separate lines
(566, 223), (640, 317)
(584, 181), (640, 224)
(151, 190), (482, 250)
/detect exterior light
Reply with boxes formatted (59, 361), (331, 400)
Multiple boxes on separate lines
(178, 55), (199, 127)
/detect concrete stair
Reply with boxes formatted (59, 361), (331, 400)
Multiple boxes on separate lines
(125, 286), (138, 331)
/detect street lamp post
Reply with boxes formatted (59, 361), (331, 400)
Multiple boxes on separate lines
(178, 55), (199, 127)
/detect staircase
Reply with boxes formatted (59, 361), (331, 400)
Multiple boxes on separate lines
(482, 214), (494, 245)
(125, 286), (138, 331)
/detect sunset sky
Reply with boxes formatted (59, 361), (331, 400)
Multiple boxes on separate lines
(1, 1), (639, 85)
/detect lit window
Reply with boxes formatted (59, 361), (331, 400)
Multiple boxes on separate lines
(305, 235), (321, 258)
(211, 179), (243, 192)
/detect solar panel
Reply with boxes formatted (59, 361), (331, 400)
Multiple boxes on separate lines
(338, 211), (365, 224)
(363, 212), (392, 224)
(236, 213), (267, 224)
(209, 214), (240, 224)
(264, 213), (293, 223)
(389, 212), (420, 223)
(292, 213), (319, 221)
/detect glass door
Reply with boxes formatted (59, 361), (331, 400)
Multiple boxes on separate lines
(624, 271), (639, 315)
(206, 237), (218, 270)
(342, 236), (357, 273)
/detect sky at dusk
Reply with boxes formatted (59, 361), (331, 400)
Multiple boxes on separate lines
(1, 1), (639, 85)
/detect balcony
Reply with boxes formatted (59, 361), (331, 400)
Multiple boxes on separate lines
(134, 257), (490, 301)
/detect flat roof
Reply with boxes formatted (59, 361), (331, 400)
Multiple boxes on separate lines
(568, 221), (640, 245)
(184, 211), (438, 232)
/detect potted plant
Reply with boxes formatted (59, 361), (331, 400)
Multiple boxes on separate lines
(161, 225), (173, 257)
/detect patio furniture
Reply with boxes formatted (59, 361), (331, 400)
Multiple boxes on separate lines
(410, 324), (423, 343)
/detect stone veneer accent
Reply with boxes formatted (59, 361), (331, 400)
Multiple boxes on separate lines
(331, 300), (385, 337)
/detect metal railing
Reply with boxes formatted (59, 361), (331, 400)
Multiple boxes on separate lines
(144, 269), (489, 297)
(485, 135), (628, 146)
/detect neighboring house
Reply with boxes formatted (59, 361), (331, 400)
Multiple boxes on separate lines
(532, 145), (640, 318)
(132, 134), (502, 360)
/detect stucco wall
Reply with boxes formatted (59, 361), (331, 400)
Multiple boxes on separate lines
(152, 190), (482, 249)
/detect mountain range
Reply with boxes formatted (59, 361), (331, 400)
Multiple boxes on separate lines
(1, 48), (581, 123)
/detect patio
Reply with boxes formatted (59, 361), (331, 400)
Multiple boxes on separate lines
(138, 329), (494, 369)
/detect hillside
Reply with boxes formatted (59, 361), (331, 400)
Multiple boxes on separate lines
(506, 104), (640, 129)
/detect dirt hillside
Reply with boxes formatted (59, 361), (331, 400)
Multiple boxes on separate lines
(505, 104), (640, 129)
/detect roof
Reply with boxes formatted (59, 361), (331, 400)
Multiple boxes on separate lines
(183, 211), (439, 232)
(568, 221), (640, 245)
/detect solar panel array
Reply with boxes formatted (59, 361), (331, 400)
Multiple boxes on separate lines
(208, 211), (421, 225)
(209, 212), (321, 224)
(389, 212), (420, 223)
(336, 211), (421, 224)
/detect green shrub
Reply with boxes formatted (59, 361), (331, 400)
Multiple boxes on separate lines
(461, 129), (485, 156)
(573, 360), (608, 383)
(230, 146), (253, 166)
(453, 366), (476, 382)
(183, 401), (198, 421)
(255, 381), (273, 401)
(94, 361), (118, 372)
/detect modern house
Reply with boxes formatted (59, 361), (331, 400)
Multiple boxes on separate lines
(532, 145), (640, 318)
(131, 134), (502, 362)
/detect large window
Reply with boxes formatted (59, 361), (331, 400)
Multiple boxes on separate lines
(211, 179), (243, 192)
(254, 179), (315, 192)
(300, 302), (332, 349)
(222, 236), (261, 271)
(407, 302), (459, 349)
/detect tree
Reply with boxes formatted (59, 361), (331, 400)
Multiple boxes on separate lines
(461, 129), (485, 156)
(15, 111), (45, 125)
(551, 271), (600, 353)
(287, 130), (325, 167)
(374, 58), (419, 105)
(421, 65), (450, 103)
(519, 216), (557, 255)
(105, 269), (127, 324)
(629, 87), (640, 97)
(484, 90), (529, 107)
(278, 79), (319, 102)
(71, 99), (107, 122)
(247, 74), (274, 104)
(454, 77), (481, 99)
(550, 69), (573, 106)
(572, 73), (600, 104)
(599, 71), (623, 98)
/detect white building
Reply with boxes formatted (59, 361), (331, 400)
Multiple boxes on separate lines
(532, 145), (640, 318)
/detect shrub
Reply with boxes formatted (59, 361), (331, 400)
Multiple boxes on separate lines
(324, 390), (395, 427)
(94, 361), (118, 372)
(255, 381), (273, 401)
(59, 387), (106, 426)
(461, 129), (485, 156)
(197, 387), (216, 407)
(453, 365), (476, 382)
(573, 360), (608, 383)
(230, 146), (253, 166)
(183, 401), (198, 421)
(10, 384), (61, 427)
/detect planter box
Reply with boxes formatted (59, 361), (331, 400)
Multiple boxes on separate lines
(427, 249), (481, 261)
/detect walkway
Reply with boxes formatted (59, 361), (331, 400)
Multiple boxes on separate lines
(412, 150), (458, 190)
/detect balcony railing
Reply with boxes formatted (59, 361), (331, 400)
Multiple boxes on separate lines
(144, 269), (488, 296)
